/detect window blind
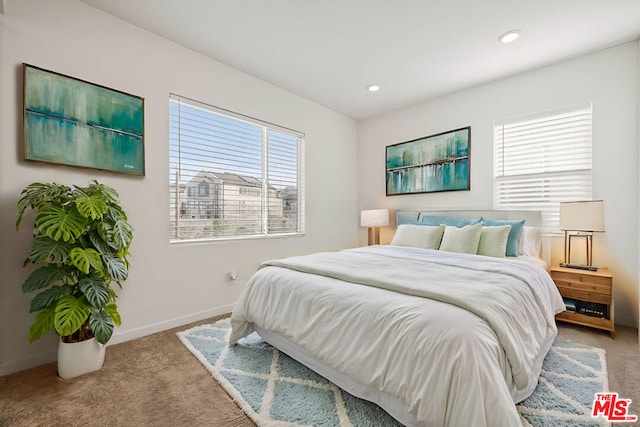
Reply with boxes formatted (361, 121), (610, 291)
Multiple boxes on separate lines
(169, 94), (305, 242)
(494, 103), (592, 233)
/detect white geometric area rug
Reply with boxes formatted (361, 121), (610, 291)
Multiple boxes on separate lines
(178, 318), (609, 427)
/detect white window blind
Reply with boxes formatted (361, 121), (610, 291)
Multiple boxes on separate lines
(169, 94), (305, 242)
(494, 103), (592, 233)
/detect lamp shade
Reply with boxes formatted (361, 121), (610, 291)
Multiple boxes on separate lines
(559, 200), (605, 232)
(360, 209), (389, 228)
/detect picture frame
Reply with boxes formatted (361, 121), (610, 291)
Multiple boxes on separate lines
(23, 64), (145, 176)
(386, 126), (470, 196)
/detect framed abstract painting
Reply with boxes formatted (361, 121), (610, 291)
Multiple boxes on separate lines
(386, 126), (470, 196)
(23, 64), (145, 176)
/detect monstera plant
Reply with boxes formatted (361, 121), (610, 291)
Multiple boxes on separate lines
(16, 180), (132, 345)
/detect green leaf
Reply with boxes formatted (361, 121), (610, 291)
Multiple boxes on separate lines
(69, 248), (103, 274)
(89, 310), (114, 344)
(22, 265), (70, 293)
(28, 236), (72, 264)
(88, 181), (120, 203)
(102, 254), (128, 282)
(104, 302), (121, 327)
(35, 205), (87, 242)
(117, 247), (131, 268)
(106, 204), (127, 222)
(17, 183), (70, 230)
(96, 222), (113, 245)
(110, 219), (133, 250)
(88, 229), (112, 256)
(29, 285), (72, 312)
(53, 295), (91, 337)
(75, 194), (108, 220)
(78, 278), (110, 308)
(29, 306), (56, 343)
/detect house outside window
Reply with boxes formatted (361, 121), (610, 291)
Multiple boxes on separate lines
(169, 94), (305, 242)
(493, 102), (593, 233)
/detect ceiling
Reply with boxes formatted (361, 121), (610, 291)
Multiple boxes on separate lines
(79, 0), (640, 120)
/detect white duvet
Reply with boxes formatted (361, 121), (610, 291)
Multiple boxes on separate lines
(230, 246), (565, 426)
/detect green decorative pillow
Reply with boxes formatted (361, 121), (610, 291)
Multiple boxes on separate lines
(480, 217), (525, 257)
(477, 225), (511, 258)
(439, 223), (483, 255)
(390, 225), (445, 249)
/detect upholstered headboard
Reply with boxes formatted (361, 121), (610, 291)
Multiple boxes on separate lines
(396, 210), (542, 227)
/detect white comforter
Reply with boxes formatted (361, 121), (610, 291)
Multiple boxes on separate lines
(230, 246), (565, 426)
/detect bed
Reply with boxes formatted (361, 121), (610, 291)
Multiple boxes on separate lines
(229, 210), (565, 426)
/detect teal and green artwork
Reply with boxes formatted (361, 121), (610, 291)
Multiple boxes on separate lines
(23, 64), (144, 175)
(386, 127), (470, 195)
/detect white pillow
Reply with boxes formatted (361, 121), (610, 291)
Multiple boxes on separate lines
(439, 223), (483, 254)
(519, 226), (542, 257)
(477, 225), (511, 258)
(390, 224), (445, 249)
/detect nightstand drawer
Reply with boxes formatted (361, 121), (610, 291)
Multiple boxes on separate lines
(552, 278), (611, 295)
(557, 287), (610, 305)
(550, 272), (611, 294)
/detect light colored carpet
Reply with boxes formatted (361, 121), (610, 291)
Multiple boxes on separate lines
(0, 314), (252, 427)
(0, 317), (636, 427)
(179, 318), (611, 427)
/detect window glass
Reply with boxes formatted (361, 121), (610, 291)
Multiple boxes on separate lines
(169, 94), (305, 242)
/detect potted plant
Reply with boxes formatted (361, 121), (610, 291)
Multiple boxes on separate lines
(16, 180), (133, 379)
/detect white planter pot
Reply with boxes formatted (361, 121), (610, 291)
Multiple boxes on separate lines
(57, 337), (105, 379)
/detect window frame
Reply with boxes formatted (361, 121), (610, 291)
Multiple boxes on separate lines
(493, 102), (593, 234)
(169, 94), (305, 244)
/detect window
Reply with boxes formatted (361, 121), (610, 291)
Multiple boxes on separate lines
(198, 181), (209, 197)
(169, 94), (305, 242)
(239, 186), (260, 196)
(494, 103), (592, 233)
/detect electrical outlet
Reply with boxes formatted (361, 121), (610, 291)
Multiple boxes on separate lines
(227, 271), (238, 285)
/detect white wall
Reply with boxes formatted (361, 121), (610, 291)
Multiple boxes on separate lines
(0, 0), (359, 375)
(358, 42), (639, 328)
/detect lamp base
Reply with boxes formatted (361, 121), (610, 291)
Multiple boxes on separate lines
(560, 263), (598, 271)
(563, 231), (595, 268)
(367, 227), (380, 246)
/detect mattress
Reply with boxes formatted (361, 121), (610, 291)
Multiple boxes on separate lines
(230, 245), (565, 426)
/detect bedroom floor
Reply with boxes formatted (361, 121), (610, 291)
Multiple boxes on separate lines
(557, 322), (640, 421)
(1, 316), (637, 427)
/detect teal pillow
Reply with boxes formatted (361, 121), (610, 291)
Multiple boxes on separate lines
(420, 215), (481, 228)
(480, 217), (525, 257)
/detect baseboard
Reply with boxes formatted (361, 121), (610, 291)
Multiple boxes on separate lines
(0, 349), (57, 377)
(108, 304), (235, 346)
(0, 304), (235, 376)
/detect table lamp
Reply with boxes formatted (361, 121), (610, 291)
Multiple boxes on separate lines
(360, 209), (389, 245)
(559, 200), (605, 270)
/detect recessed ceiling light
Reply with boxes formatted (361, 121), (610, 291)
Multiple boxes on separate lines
(367, 84), (380, 92)
(498, 30), (521, 44)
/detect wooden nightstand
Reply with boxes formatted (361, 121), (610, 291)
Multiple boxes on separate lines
(549, 266), (614, 338)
